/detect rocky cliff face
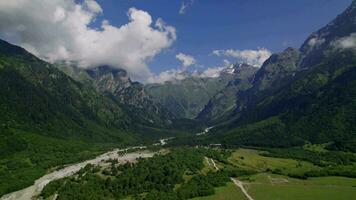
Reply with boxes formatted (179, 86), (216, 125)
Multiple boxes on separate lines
(145, 73), (232, 119)
(202, 1), (356, 149)
(58, 65), (176, 127)
(199, 1), (356, 124)
(300, 0), (356, 68)
(87, 66), (132, 95)
(145, 62), (259, 120)
(86, 66), (176, 127)
(196, 63), (258, 122)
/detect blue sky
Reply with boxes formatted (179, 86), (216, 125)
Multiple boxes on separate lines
(0, 0), (353, 82)
(93, 0), (353, 74)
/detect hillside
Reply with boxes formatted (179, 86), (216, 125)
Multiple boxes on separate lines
(146, 63), (257, 119)
(1, 1), (356, 199)
(0, 39), (133, 141)
(202, 1), (356, 150)
(0, 39), (141, 195)
(59, 65), (176, 127)
(197, 63), (258, 122)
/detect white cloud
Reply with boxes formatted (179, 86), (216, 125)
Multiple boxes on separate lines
(194, 67), (225, 78)
(176, 53), (196, 70)
(212, 48), (272, 67)
(195, 59), (236, 78)
(308, 37), (325, 48)
(84, 0), (103, 14)
(223, 59), (231, 66)
(0, 0), (176, 81)
(333, 33), (356, 50)
(179, 0), (194, 15)
(148, 59), (229, 84)
(147, 66), (225, 84)
(147, 69), (186, 83)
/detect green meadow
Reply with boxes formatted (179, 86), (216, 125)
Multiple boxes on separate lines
(192, 182), (247, 200)
(195, 148), (356, 200)
(247, 173), (356, 200)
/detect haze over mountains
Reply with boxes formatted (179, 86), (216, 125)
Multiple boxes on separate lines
(145, 63), (257, 119)
(1, 0), (356, 147)
(0, 0), (356, 198)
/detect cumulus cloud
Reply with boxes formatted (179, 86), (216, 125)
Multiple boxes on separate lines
(333, 33), (356, 50)
(84, 0), (103, 13)
(212, 48), (272, 67)
(147, 66), (225, 84)
(176, 53), (196, 70)
(148, 59), (230, 84)
(179, 0), (194, 15)
(0, 0), (176, 81)
(308, 37), (325, 47)
(147, 69), (187, 83)
(222, 59), (233, 67)
(194, 67), (225, 78)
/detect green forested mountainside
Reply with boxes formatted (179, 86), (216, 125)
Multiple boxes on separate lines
(0, 39), (135, 196)
(299, 0), (356, 68)
(59, 65), (176, 127)
(197, 47), (303, 124)
(0, 1), (356, 198)
(209, 51), (356, 149)
(197, 1), (356, 124)
(252, 48), (301, 91)
(196, 63), (258, 122)
(196, 1), (356, 150)
(0, 129), (115, 196)
(0, 38), (194, 197)
(0, 39), (132, 141)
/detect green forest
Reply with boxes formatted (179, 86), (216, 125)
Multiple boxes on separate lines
(40, 148), (236, 200)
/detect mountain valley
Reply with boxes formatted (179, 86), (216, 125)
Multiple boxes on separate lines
(1, 1), (356, 200)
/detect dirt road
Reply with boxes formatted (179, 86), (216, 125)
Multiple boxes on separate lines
(208, 157), (254, 200)
(230, 178), (254, 200)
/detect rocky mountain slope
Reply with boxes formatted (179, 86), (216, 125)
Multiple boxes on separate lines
(203, 0), (356, 150)
(59, 65), (176, 128)
(145, 71), (229, 119)
(0, 39), (132, 142)
(196, 63), (258, 122)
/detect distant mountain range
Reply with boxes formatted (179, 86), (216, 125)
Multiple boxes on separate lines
(145, 63), (257, 119)
(59, 65), (175, 128)
(0, 0), (355, 178)
(1, 1), (356, 149)
(197, 0), (356, 150)
(1, 0), (356, 196)
(196, 63), (258, 122)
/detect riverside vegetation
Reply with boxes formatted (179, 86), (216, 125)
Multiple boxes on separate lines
(1, 0), (356, 199)
(40, 145), (356, 200)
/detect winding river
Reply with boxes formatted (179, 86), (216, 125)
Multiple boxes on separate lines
(0, 146), (153, 200)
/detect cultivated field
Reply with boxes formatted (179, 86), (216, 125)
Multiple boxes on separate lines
(192, 182), (247, 200)
(197, 148), (356, 200)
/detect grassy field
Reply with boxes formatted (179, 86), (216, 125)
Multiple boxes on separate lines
(246, 173), (356, 200)
(201, 157), (217, 174)
(191, 182), (247, 200)
(228, 148), (320, 176)
(303, 143), (330, 153)
(215, 148), (356, 200)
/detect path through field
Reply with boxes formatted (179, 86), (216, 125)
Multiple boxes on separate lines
(230, 178), (255, 200)
(209, 157), (255, 200)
